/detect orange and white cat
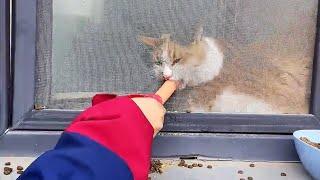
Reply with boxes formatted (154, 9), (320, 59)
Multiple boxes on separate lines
(139, 27), (309, 114)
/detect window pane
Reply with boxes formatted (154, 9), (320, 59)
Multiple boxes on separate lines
(35, 0), (317, 114)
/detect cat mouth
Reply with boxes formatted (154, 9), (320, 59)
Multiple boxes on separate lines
(163, 75), (172, 80)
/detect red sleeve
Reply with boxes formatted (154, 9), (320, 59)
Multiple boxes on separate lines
(66, 94), (154, 180)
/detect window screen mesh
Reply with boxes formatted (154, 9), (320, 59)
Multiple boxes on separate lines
(35, 0), (317, 113)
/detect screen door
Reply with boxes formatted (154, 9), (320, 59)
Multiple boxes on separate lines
(35, 0), (317, 114)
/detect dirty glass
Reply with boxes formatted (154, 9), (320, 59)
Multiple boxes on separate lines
(35, 0), (317, 114)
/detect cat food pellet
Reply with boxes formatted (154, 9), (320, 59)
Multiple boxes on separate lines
(183, 164), (188, 167)
(178, 159), (186, 167)
(247, 177), (253, 180)
(17, 166), (24, 170)
(4, 167), (12, 171)
(238, 170), (244, 174)
(249, 163), (255, 167)
(3, 170), (11, 175)
(187, 165), (193, 169)
(240, 178), (245, 180)
(185, 110), (191, 113)
(198, 163), (203, 167)
(3, 167), (12, 175)
(17, 170), (24, 174)
(281, 172), (286, 176)
(4, 162), (11, 166)
(207, 165), (212, 169)
(149, 160), (163, 174)
(192, 163), (197, 167)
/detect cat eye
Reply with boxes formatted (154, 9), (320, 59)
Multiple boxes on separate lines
(155, 57), (164, 66)
(172, 58), (182, 65)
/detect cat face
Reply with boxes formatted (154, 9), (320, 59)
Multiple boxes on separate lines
(139, 34), (193, 82)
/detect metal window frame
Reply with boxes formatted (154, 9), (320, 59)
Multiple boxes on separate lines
(0, 0), (10, 136)
(0, 131), (300, 161)
(10, 0), (320, 133)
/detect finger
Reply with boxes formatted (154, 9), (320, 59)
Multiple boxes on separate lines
(155, 80), (178, 104)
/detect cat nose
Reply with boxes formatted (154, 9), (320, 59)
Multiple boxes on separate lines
(163, 75), (172, 80)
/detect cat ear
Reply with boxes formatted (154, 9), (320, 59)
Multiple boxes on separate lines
(193, 23), (204, 43)
(160, 34), (170, 50)
(138, 36), (159, 47)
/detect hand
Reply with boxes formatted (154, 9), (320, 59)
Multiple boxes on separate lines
(132, 98), (166, 137)
(131, 80), (178, 137)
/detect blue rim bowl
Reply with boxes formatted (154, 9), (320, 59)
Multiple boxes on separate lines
(293, 130), (320, 180)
